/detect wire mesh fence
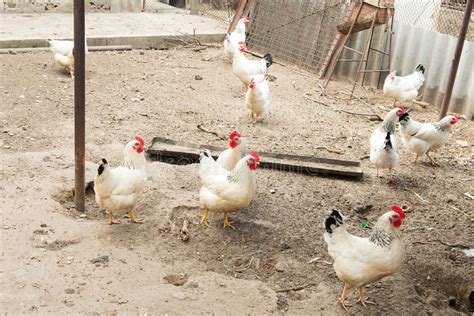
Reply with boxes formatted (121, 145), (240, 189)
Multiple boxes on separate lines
(191, 0), (239, 22)
(245, 0), (351, 73)
(393, 0), (473, 41)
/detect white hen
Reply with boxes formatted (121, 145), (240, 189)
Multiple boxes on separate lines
(223, 16), (249, 62)
(369, 107), (404, 179)
(245, 75), (270, 123)
(94, 136), (148, 224)
(233, 42), (272, 92)
(199, 150), (260, 229)
(48, 39), (88, 78)
(399, 112), (460, 165)
(324, 206), (406, 311)
(383, 64), (425, 105)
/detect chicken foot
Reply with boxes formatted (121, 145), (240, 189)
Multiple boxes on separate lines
(200, 208), (210, 227)
(338, 285), (352, 311)
(128, 210), (144, 224)
(223, 213), (235, 229)
(108, 211), (121, 225)
(357, 287), (376, 307)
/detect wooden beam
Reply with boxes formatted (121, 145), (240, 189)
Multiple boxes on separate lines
(148, 137), (363, 179)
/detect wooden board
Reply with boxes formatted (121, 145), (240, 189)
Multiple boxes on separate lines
(147, 137), (363, 180)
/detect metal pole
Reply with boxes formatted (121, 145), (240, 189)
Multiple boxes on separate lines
(439, 0), (473, 119)
(74, 0), (86, 212)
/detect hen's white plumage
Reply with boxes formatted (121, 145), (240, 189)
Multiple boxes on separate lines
(199, 150), (260, 228)
(383, 64), (425, 103)
(399, 112), (460, 165)
(223, 17), (248, 62)
(369, 107), (404, 178)
(245, 75), (270, 122)
(94, 137), (148, 224)
(324, 207), (406, 310)
(233, 42), (272, 89)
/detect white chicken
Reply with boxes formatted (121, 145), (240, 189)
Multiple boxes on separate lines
(233, 41), (272, 92)
(399, 112), (460, 165)
(48, 38), (88, 78)
(324, 206), (406, 311)
(223, 16), (249, 62)
(215, 131), (247, 171)
(94, 136), (148, 225)
(383, 64), (425, 105)
(245, 75), (270, 123)
(369, 106), (404, 179)
(199, 150), (260, 229)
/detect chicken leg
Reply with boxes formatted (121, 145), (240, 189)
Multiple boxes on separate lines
(357, 287), (376, 307)
(108, 211), (121, 225)
(223, 213), (235, 229)
(200, 208), (210, 227)
(338, 284), (352, 311)
(413, 155), (420, 163)
(128, 210), (144, 224)
(426, 152), (439, 166)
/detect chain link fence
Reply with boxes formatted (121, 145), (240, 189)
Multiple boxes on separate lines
(393, 0), (473, 41)
(188, 0), (238, 22)
(244, 0), (351, 73)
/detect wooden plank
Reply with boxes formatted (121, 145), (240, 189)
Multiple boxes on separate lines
(147, 137), (363, 179)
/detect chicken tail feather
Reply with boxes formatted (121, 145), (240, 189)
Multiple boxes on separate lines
(384, 131), (393, 150)
(325, 209), (344, 234)
(97, 158), (108, 176)
(415, 64), (425, 74)
(263, 53), (273, 68)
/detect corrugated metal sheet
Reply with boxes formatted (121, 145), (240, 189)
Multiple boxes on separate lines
(334, 22), (474, 118)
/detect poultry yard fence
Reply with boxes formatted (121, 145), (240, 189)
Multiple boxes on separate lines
(394, 0), (473, 41)
(191, 0), (473, 75)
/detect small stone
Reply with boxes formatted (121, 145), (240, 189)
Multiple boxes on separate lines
(139, 51), (145, 55)
(163, 274), (188, 286)
(65, 288), (75, 294)
(3, 145), (11, 149)
(270, 189), (276, 194)
(79, 214), (87, 218)
(91, 255), (109, 264)
(276, 295), (288, 311)
(40, 223), (47, 227)
(67, 256), (74, 261)
(194, 75), (203, 80)
(455, 140), (469, 147)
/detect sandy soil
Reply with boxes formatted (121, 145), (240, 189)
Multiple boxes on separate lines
(0, 46), (473, 315)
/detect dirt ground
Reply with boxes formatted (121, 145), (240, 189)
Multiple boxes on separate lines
(0, 46), (473, 315)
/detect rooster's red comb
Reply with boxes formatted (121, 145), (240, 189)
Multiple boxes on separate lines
(397, 105), (405, 113)
(391, 205), (406, 219)
(249, 152), (260, 162)
(135, 136), (145, 146)
(229, 131), (241, 140)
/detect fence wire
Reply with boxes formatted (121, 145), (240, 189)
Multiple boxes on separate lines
(244, 0), (350, 73)
(393, 0), (472, 41)
(192, 0), (239, 22)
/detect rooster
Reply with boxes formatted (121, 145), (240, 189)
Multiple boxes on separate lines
(245, 75), (270, 123)
(324, 206), (406, 311)
(370, 106), (404, 179)
(233, 41), (272, 93)
(223, 16), (249, 62)
(215, 131), (247, 171)
(383, 64), (425, 106)
(399, 112), (460, 165)
(94, 136), (148, 225)
(48, 39), (88, 78)
(199, 150), (260, 229)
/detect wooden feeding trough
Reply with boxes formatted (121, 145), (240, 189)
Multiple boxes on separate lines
(147, 137), (363, 180)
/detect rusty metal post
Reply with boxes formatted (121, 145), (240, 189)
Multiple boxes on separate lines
(74, 0), (86, 212)
(439, 0), (473, 119)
